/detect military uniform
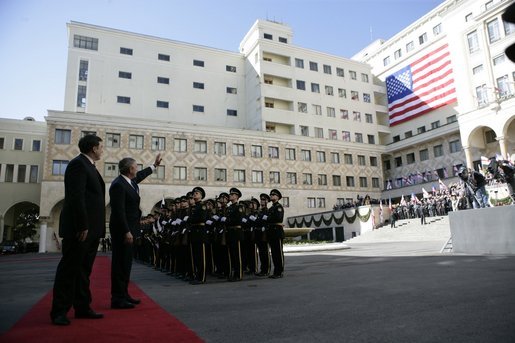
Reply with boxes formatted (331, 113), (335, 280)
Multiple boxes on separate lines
(265, 189), (285, 278)
(189, 187), (208, 284)
(254, 194), (271, 276)
(224, 188), (244, 281)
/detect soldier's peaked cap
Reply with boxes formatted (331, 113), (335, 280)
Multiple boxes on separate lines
(270, 189), (282, 199)
(229, 187), (242, 198)
(192, 186), (206, 199)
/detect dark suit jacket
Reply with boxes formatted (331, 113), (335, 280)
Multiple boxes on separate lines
(109, 167), (153, 239)
(59, 154), (106, 239)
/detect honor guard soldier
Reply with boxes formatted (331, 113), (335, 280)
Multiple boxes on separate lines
(223, 188), (244, 281)
(254, 193), (271, 276)
(189, 187), (208, 284)
(204, 198), (217, 275)
(265, 189), (285, 278)
(212, 192), (229, 278)
(242, 198), (259, 275)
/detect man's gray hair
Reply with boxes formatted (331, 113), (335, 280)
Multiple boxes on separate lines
(118, 157), (136, 176)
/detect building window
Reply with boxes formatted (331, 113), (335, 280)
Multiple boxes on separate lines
(194, 140), (207, 153)
(296, 80), (306, 90)
(282, 197), (290, 207)
(193, 105), (204, 112)
(303, 173), (313, 185)
(215, 168), (226, 182)
(370, 156), (378, 166)
(79, 60), (88, 81)
(173, 166), (187, 180)
(157, 77), (170, 84)
(340, 109), (349, 119)
(307, 198), (316, 208)
(365, 113), (373, 124)
(233, 143), (245, 156)
(363, 93), (371, 103)
(193, 82), (205, 89)
(157, 101), (169, 108)
(405, 131), (413, 139)
(407, 153), (415, 164)
(419, 149), (429, 161)
(327, 107), (335, 117)
(295, 58), (304, 68)
(300, 126), (309, 137)
(346, 176), (355, 187)
(323, 64), (332, 74)
(52, 160), (68, 175)
(317, 174), (327, 186)
(316, 151), (326, 163)
(358, 155), (366, 166)
(393, 135), (400, 142)
(77, 85), (87, 107)
(298, 102), (308, 113)
(372, 177), (380, 188)
(313, 104), (322, 115)
(214, 141), (226, 155)
(301, 149), (311, 162)
(309, 61), (318, 71)
(265, 101), (274, 108)
(30, 140), (41, 152)
(349, 70), (357, 80)
(465, 13), (473, 22)
(151, 136), (165, 151)
(226, 87), (237, 94)
(395, 156), (402, 167)
(5, 164), (14, 182)
(447, 115), (457, 124)
(104, 163), (118, 177)
(359, 177), (368, 188)
(106, 133), (120, 148)
(285, 148), (296, 160)
(227, 109), (238, 116)
(268, 146), (279, 159)
(383, 56), (391, 66)
(331, 152), (340, 164)
(467, 31), (479, 53)
(418, 126), (426, 134)
(325, 85), (334, 96)
(29, 165), (38, 183)
(505, 18), (515, 35)
(353, 111), (361, 122)
(449, 139), (462, 153)
(287, 172), (297, 184)
(158, 53), (170, 61)
(311, 83), (320, 93)
(233, 169), (246, 182)
(394, 49), (402, 60)
(264, 33), (273, 40)
(497, 75), (510, 97)
(433, 144), (444, 157)
(117, 96), (130, 104)
(431, 121), (440, 129)
(252, 170), (264, 183)
(361, 73), (369, 83)
(493, 54), (506, 66)
(351, 91), (359, 100)
(174, 138), (187, 152)
(152, 166), (165, 180)
(193, 59), (205, 67)
(120, 47), (133, 55)
(433, 23), (442, 36)
(487, 18), (501, 43)
(342, 131), (351, 142)
(406, 41), (414, 52)
(338, 88), (347, 98)
(485, 130), (497, 144)
(329, 129), (337, 140)
(384, 160), (391, 170)
(344, 154), (353, 165)
(55, 129), (71, 145)
(194, 167), (207, 181)
(270, 171), (280, 184)
(73, 35), (98, 50)
(119, 71), (132, 79)
(0, 137), (4, 149)
(315, 127), (324, 138)
(129, 135), (144, 149)
(333, 175), (341, 186)
(17, 165), (26, 182)
(418, 32), (428, 45)
(317, 198), (326, 208)
(251, 145), (263, 158)
(355, 133), (363, 143)
(226, 65), (237, 72)
(13, 138), (23, 150)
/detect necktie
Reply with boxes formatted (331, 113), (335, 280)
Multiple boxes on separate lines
(131, 180), (139, 194)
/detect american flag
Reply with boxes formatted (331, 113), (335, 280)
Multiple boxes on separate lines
(386, 44), (457, 126)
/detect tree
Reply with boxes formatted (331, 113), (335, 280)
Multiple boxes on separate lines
(13, 208), (39, 242)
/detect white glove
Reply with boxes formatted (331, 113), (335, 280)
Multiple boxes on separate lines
(176, 219), (183, 225)
(181, 229), (186, 234)
(183, 216), (189, 222)
(171, 220), (177, 226)
(262, 227), (265, 232)
(262, 215), (268, 220)
(213, 215), (220, 221)
(242, 218), (248, 223)
(206, 220), (213, 225)
(161, 220), (167, 225)
(249, 215), (257, 221)
(221, 217), (227, 222)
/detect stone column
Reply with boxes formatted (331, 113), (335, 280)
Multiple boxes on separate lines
(463, 145), (473, 169)
(38, 217), (48, 253)
(496, 136), (507, 159)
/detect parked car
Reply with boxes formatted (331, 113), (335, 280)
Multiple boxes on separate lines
(0, 241), (19, 255)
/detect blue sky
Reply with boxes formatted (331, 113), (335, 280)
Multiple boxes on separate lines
(0, 0), (442, 121)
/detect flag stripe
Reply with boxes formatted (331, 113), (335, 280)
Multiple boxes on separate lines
(386, 43), (456, 126)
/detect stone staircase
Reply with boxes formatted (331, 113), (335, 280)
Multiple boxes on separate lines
(348, 216), (451, 244)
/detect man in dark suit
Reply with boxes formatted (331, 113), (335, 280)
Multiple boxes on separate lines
(109, 154), (162, 309)
(51, 134), (106, 326)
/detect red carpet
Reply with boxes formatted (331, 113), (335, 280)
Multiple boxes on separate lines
(1, 256), (203, 342)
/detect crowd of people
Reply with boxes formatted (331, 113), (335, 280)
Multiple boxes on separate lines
(133, 187), (286, 285)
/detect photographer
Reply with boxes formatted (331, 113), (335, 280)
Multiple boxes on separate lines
(457, 166), (488, 209)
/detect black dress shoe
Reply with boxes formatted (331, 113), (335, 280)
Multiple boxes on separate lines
(126, 296), (141, 305)
(255, 272), (268, 277)
(269, 274), (283, 279)
(75, 309), (104, 319)
(111, 300), (135, 309)
(52, 314), (71, 326)
(189, 280), (205, 285)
